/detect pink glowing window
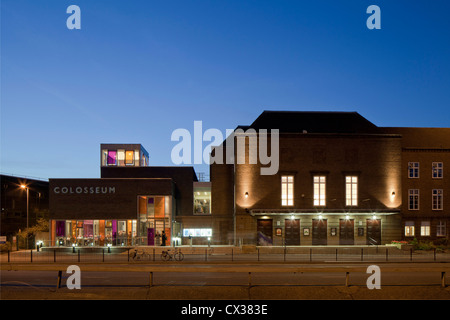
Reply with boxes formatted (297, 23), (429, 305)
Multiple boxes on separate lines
(107, 150), (117, 165)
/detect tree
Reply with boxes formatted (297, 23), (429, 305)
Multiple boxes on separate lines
(16, 218), (49, 248)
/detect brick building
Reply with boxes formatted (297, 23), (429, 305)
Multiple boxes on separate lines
(211, 111), (449, 246)
(46, 112), (449, 247)
(382, 127), (450, 243)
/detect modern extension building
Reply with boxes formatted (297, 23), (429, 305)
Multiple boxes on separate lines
(47, 112), (449, 247)
(49, 144), (208, 247)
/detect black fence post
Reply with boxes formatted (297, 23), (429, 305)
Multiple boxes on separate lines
(410, 248), (413, 261)
(335, 248), (338, 261)
(57, 270), (62, 289)
(30, 249), (33, 263)
(231, 248), (234, 262)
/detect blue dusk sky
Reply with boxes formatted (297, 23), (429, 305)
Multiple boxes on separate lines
(1, 0), (450, 180)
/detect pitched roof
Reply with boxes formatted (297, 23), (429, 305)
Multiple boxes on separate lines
(239, 111), (381, 134)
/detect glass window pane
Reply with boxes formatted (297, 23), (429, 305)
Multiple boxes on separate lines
(107, 150), (117, 165)
(281, 175), (294, 206)
(139, 196), (147, 215)
(147, 197), (155, 217)
(101, 149), (108, 166)
(125, 150), (134, 164)
(154, 196), (165, 218)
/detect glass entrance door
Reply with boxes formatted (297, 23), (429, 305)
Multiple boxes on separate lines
(137, 195), (172, 246)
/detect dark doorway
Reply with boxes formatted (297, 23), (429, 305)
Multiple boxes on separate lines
(257, 219), (273, 246)
(285, 219), (300, 245)
(339, 219), (354, 245)
(312, 219), (327, 245)
(366, 219), (381, 245)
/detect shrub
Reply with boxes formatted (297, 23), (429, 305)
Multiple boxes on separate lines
(409, 238), (419, 249)
(416, 241), (435, 250)
(0, 241), (12, 252)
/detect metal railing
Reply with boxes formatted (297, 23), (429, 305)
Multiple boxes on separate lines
(2, 246), (450, 264)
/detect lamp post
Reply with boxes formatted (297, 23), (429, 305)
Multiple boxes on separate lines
(20, 184), (29, 249)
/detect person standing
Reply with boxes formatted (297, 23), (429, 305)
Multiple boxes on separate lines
(161, 231), (167, 246)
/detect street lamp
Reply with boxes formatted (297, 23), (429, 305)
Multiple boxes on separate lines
(20, 184), (29, 249)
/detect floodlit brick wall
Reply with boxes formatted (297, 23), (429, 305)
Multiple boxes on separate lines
(383, 127), (450, 242)
(213, 132), (403, 245)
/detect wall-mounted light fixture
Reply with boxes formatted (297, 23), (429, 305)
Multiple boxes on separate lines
(244, 192), (249, 198)
(318, 215), (323, 220)
(391, 191), (396, 196)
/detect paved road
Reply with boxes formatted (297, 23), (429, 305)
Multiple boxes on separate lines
(0, 264), (447, 286)
(1, 262), (449, 300)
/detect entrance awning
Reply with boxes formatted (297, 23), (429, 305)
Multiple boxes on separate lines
(249, 209), (400, 217)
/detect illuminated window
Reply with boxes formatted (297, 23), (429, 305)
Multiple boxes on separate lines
(432, 162), (443, 179)
(408, 189), (419, 210)
(405, 221), (415, 237)
(432, 189), (443, 210)
(408, 162), (419, 178)
(313, 176), (326, 206)
(117, 149), (125, 166)
(101, 149), (108, 166)
(420, 221), (430, 236)
(107, 150), (117, 165)
(281, 175), (294, 206)
(134, 150), (140, 166)
(194, 191), (211, 214)
(194, 182), (211, 215)
(125, 150), (134, 165)
(345, 176), (358, 206)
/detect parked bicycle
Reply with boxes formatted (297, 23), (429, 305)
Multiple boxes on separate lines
(161, 248), (184, 261)
(130, 249), (150, 261)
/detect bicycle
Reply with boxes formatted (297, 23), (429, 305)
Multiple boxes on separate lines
(161, 248), (184, 261)
(130, 249), (150, 261)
